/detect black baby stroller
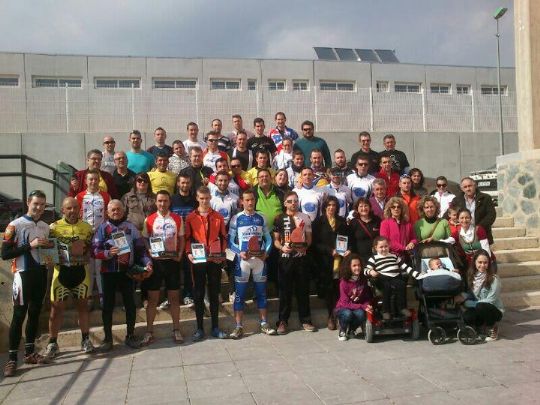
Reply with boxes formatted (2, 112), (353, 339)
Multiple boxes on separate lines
(413, 242), (477, 345)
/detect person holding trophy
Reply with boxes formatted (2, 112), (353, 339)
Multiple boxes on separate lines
(228, 189), (276, 339)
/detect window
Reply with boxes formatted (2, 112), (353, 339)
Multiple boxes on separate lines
(456, 85), (470, 95)
(95, 78), (140, 89)
(153, 78), (197, 89)
(210, 79), (241, 90)
(292, 80), (309, 91)
(268, 80), (286, 91)
(0, 76), (19, 87)
(247, 79), (257, 91)
(394, 82), (421, 93)
(376, 81), (389, 92)
(481, 85), (507, 96)
(33, 76), (82, 88)
(319, 81), (355, 91)
(430, 84), (451, 94)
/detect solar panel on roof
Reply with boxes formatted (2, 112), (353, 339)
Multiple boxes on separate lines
(355, 49), (381, 63)
(314, 47), (337, 60)
(375, 49), (400, 63)
(335, 48), (358, 61)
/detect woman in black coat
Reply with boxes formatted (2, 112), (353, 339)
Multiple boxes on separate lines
(348, 197), (381, 265)
(312, 196), (351, 330)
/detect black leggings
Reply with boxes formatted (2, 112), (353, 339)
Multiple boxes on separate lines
(9, 270), (47, 357)
(101, 272), (136, 341)
(463, 302), (502, 328)
(375, 274), (407, 314)
(192, 262), (222, 330)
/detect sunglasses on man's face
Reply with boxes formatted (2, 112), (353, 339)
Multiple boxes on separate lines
(437, 183), (447, 188)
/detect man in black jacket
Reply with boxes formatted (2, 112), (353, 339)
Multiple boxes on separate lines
(452, 177), (497, 244)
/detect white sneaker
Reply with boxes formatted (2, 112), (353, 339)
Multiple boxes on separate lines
(183, 297), (195, 308)
(44, 342), (59, 359)
(158, 300), (170, 310)
(338, 331), (348, 341)
(81, 338), (95, 354)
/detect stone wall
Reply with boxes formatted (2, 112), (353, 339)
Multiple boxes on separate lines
(498, 151), (540, 235)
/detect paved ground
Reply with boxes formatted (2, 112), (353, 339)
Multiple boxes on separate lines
(0, 307), (539, 405)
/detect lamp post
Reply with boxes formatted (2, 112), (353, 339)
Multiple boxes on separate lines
(494, 6), (507, 155)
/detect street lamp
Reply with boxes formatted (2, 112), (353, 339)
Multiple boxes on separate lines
(494, 6), (507, 155)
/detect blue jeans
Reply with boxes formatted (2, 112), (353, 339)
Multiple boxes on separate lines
(336, 308), (366, 332)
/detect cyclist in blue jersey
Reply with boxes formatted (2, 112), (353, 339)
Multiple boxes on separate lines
(228, 189), (276, 338)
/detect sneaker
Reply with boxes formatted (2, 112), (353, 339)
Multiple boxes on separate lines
(338, 331), (348, 341)
(276, 321), (288, 335)
(192, 329), (205, 342)
(229, 326), (244, 340)
(3, 360), (17, 377)
(302, 323), (317, 332)
(81, 338), (95, 354)
(125, 335), (141, 349)
(382, 312), (391, 320)
(260, 322), (277, 335)
(44, 342), (59, 360)
(141, 332), (155, 346)
(99, 340), (113, 352)
(172, 329), (184, 344)
(211, 327), (227, 339)
(485, 324), (499, 342)
(23, 352), (50, 365)
(400, 309), (412, 317)
(327, 316), (337, 331)
(183, 296), (195, 307)
(158, 300), (170, 310)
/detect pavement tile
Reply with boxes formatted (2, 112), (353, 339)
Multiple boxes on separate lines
(448, 382), (540, 404)
(251, 389), (323, 404)
(186, 375), (249, 399)
(234, 356), (293, 376)
(392, 391), (460, 405)
(181, 347), (231, 366)
(184, 361), (239, 381)
(190, 392), (256, 405)
(63, 388), (128, 405)
(273, 341), (327, 357)
(307, 380), (386, 404)
(129, 366), (185, 387)
(226, 345), (278, 361)
(126, 383), (188, 404)
(286, 351), (341, 371)
(243, 370), (307, 393)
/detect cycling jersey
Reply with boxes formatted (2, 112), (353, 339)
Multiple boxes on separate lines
(273, 212), (312, 258)
(147, 169), (176, 194)
(210, 189), (239, 226)
(324, 184), (353, 218)
(76, 190), (110, 231)
(49, 218), (93, 266)
(228, 211), (272, 255)
(294, 186), (326, 222)
(268, 127), (299, 152)
(143, 211), (184, 254)
(346, 172), (375, 203)
(202, 150), (228, 172)
(2, 215), (49, 273)
(171, 193), (197, 220)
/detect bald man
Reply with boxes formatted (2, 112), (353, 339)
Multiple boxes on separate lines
(44, 197), (95, 360)
(101, 135), (117, 175)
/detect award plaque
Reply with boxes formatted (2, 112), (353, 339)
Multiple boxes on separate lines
(208, 239), (225, 258)
(289, 226), (307, 249)
(247, 236), (264, 257)
(336, 235), (348, 256)
(150, 236), (178, 259)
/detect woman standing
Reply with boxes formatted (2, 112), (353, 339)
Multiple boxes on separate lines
(409, 168), (428, 197)
(349, 197), (381, 265)
(121, 172), (157, 231)
(312, 196), (351, 330)
(379, 197), (417, 259)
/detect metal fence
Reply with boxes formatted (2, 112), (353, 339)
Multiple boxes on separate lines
(0, 85), (517, 134)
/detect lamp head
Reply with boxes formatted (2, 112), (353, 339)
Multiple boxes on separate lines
(494, 7), (507, 20)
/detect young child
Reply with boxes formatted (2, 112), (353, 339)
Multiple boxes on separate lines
(365, 236), (420, 320)
(334, 254), (372, 341)
(273, 137), (293, 170)
(446, 207), (459, 235)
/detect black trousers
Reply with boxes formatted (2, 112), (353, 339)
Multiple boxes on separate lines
(375, 274), (407, 314)
(101, 272), (136, 341)
(9, 270), (47, 355)
(192, 262), (222, 330)
(278, 256), (312, 324)
(463, 302), (502, 328)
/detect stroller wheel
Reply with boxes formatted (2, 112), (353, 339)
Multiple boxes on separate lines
(364, 320), (374, 343)
(411, 318), (420, 340)
(457, 326), (477, 345)
(428, 327), (446, 345)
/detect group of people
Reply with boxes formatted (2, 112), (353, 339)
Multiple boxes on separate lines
(2, 112), (502, 377)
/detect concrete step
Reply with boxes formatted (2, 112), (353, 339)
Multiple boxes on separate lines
(492, 226), (527, 239)
(492, 236), (539, 251)
(501, 275), (540, 293)
(501, 290), (540, 309)
(493, 248), (540, 264)
(493, 217), (514, 228)
(498, 261), (540, 278)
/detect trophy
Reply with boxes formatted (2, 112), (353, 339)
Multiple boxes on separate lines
(288, 223), (307, 250)
(247, 236), (264, 257)
(208, 239), (225, 259)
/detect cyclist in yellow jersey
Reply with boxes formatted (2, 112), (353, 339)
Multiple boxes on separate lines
(147, 152), (176, 194)
(44, 197), (95, 359)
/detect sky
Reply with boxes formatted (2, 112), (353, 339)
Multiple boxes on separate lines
(0, 0), (515, 67)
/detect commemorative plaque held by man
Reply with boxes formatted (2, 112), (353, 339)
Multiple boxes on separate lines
(208, 238), (225, 258)
(288, 223), (307, 250)
(248, 236), (264, 257)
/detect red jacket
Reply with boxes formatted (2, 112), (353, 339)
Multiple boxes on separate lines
(69, 169), (118, 199)
(184, 209), (227, 255)
(380, 218), (417, 258)
(376, 169), (399, 198)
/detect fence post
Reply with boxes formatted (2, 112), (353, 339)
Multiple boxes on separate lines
(421, 87), (427, 132)
(195, 85), (200, 124)
(256, 84), (260, 117)
(131, 83), (135, 129)
(369, 87), (374, 132)
(314, 85), (318, 129)
(21, 155), (28, 213)
(65, 84), (69, 133)
(471, 89), (476, 132)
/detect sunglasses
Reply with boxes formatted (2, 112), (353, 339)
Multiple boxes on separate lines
(285, 199), (298, 203)
(437, 183), (447, 187)
(357, 163), (368, 166)
(136, 178), (147, 183)
(302, 128), (313, 131)
(390, 205), (402, 209)
(104, 141), (115, 144)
